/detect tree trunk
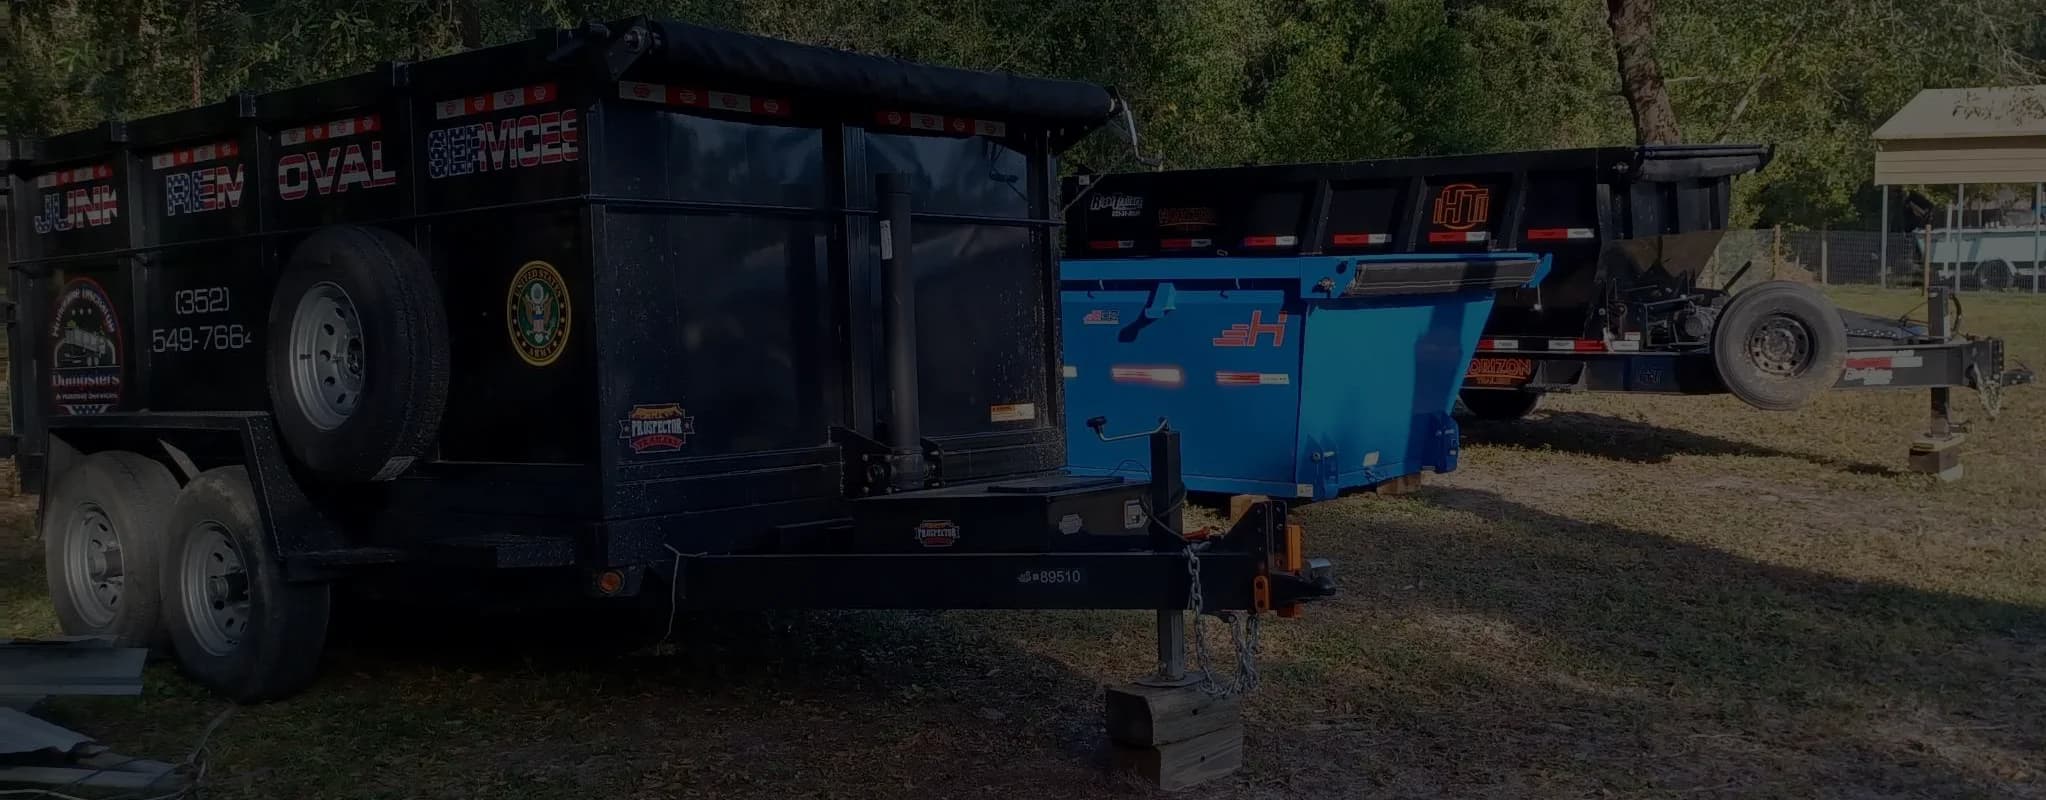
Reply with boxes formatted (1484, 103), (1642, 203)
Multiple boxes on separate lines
(189, 0), (204, 105)
(456, 0), (484, 50)
(1606, 0), (1682, 145)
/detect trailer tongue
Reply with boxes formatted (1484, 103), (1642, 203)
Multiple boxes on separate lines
(4, 17), (1331, 711)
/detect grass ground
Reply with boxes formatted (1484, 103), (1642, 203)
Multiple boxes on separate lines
(3, 286), (2042, 799)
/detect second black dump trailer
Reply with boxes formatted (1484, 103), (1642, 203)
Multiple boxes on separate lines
(1065, 146), (2031, 423)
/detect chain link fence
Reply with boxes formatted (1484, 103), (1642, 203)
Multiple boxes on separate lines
(1706, 228), (2046, 293)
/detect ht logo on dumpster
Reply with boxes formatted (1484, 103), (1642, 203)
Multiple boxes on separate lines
(1213, 310), (1288, 348)
(1432, 183), (1491, 230)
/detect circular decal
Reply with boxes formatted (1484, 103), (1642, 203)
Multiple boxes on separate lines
(49, 277), (124, 415)
(506, 260), (571, 366)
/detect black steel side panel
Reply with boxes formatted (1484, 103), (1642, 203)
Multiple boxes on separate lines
(1066, 145), (1768, 340)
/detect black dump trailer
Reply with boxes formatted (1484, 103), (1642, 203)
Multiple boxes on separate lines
(1065, 146), (2032, 425)
(2, 19), (1332, 702)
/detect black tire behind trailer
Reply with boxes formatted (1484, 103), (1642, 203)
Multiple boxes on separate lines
(161, 466), (332, 702)
(1456, 389), (1543, 421)
(1977, 260), (2016, 292)
(1711, 280), (1848, 411)
(266, 226), (450, 483)
(42, 451), (181, 647)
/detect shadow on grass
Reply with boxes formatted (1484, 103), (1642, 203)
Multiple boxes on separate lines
(37, 597), (1148, 800)
(1281, 485), (2045, 796)
(1461, 410), (1901, 474)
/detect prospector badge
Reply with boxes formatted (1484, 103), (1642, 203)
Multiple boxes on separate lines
(507, 260), (570, 366)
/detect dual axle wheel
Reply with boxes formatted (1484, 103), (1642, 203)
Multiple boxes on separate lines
(41, 224), (438, 701)
(45, 455), (328, 702)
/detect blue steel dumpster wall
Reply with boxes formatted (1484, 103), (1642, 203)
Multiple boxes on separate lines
(1295, 292), (1492, 494)
(1061, 286), (1304, 495)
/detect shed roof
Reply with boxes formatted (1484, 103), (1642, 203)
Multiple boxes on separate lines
(1874, 86), (2046, 185)
(1873, 86), (2046, 141)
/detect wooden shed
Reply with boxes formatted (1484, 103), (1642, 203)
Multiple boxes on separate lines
(1872, 85), (2045, 292)
(1875, 85), (2046, 185)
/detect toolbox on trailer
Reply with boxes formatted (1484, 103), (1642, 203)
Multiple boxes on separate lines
(1067, 148), (2031, 425)
(3, 18), (1332, 703)
(1060, 252), (1548, 500)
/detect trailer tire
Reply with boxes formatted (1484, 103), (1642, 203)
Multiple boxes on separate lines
(1976, 260), (2015, 292)
(1456, 389), (1542, 421)
(1711, 280), (1847, 411)
(161, 466), (331, 703)
(42, 451), (181, 648)
(267, 226), (449, 482)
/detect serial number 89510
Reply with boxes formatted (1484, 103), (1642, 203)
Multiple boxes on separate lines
(151, 324), (252, 353)
(1015, 569), (1084, 585)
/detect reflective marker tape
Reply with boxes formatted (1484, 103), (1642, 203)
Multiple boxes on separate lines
(1215, 371), (1291, 386)
(1111, 366), (1185, 386)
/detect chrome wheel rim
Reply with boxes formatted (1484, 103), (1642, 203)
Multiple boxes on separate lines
(63, 505), (122, 628)
(288, 282), (364, 430)
(180, 523), (249, 657)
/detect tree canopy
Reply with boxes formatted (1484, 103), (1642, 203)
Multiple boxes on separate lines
(2, 0), (2041, 227)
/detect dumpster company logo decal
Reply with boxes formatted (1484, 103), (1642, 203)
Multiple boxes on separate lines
(1213, 310), (1288, 348)
(49, 278), (123, 415)
(506, 261), (572, 366)
(1082, 308), (1120, 326)
(618, 404), (695, 455)
(914, 520), (961, 549)
(1432, 183), (1492, 230)
(276, 115), (397, 201)
(30, 164), (119, 235)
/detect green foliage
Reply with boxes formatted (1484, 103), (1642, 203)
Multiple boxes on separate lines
(2, 0), (2041, 225)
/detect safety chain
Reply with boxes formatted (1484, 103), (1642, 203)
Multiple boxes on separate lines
(1182, 544), (1262, 697)
(1969, 363), (2005, 420)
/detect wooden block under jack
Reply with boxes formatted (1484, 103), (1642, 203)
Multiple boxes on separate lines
(1105, 679), (1246, 791)
(1908, 434), (1965, 482)
(1105, 679), (1242, 747)
(1110, 725), (1245, 792)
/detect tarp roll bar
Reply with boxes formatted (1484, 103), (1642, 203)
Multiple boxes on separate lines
(644, 19), (1118, 126)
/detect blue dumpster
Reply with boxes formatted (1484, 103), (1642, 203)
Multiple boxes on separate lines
(1061, 253), (1549, 500)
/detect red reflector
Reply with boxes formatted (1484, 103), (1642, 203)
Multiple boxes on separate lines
(1573, 340), (1605, 352)
(1527, 228), (1568, 241)
(1242, 235), (1299, 248)
(1332, 233), (1386, 246)
(1159, 238), (1213, 249)
(1428, 231), (1488, 244)
(1088, 240), (1135, 251)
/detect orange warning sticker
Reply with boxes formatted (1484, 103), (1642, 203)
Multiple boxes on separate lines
(989, 403), (1037, 423)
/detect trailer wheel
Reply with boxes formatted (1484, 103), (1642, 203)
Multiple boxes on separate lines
(1976, 260), (2015, 292)
(268, 226), (449, 481)
(42, 451), (180, 647)
(1456, 389), (1542, 421)
(161, 466), (331, 703)
(1711, 280), (1847, 411)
